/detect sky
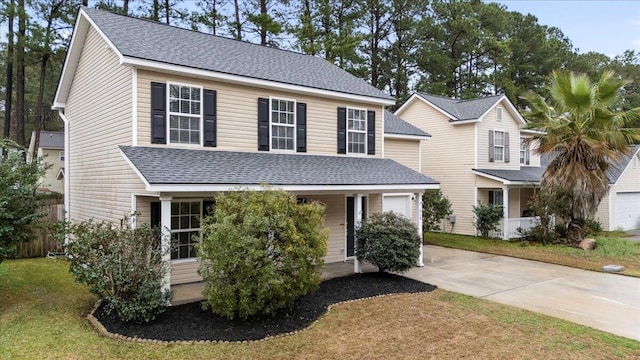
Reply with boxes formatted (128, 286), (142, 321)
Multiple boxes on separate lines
(492, 0), (640, 57)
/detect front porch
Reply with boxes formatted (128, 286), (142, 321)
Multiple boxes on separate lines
(172, 261), (379, 305)
(478, 186), (541, 239)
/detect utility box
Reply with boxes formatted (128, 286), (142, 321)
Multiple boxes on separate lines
(449, 215), (456, 224)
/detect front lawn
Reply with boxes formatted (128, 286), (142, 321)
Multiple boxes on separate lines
(424, 232), (640, 277)
(1, 258), (639, 359)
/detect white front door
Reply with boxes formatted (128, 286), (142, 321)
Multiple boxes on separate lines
(383, 194), (411, 219)
(616, 192), (640, 230)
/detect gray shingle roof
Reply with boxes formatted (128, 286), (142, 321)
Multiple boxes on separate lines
(417, 93), (504, 121)
(120, 146), (439, 186)
(474, 146), (640, 184)
(36, 131), (64, 149)
(82, 7), (392, 101)
(383, 110), (431, 137)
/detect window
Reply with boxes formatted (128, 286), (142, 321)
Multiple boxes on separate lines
(347, 108), (367, 154)
(271, 98), (295, 150)
(496, 107), (503, 122)
(494, 130), (505, 162)
(168, 84), (201, 145)
(170, 200), (202, 260)
(488, 190), (504, 206)
(520, 137), (529, 165)
(59, 151), (65, 162)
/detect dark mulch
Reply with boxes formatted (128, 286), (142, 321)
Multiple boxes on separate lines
(95, 272), (436, 342)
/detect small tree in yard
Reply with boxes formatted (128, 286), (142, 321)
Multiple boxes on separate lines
(0, 139), (48, 263)
(63, 217), (172, 323)
(422, 189), (453, 232)
(520, 188), (571, 245)
(198, 189), (328, 320)
(473, 203), (503, 238)
(355, 212), (421, 273)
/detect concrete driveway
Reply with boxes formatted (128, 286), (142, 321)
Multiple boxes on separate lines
(405, 245), (640, 341)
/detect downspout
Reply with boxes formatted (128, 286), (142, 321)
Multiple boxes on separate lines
(58, 110), (70, 244)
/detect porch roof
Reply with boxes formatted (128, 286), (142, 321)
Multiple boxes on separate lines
(120, 146), (439, 192)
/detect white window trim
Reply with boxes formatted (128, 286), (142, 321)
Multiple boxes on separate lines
(59, 151), (65, 162)
(269, 96), (297, 152)
(493, 129), (505, 163)
(170, 199), (203, 260)
(488, 190), (504, 206)
(519, 137), (529, 165)
(496, 107), (503, 122)
(166, 81), (204, 146)
(347, 106), (368, 155)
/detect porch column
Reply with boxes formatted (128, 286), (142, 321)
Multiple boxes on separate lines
(415, 192), (424, 267)
(354, 194), (363, 273)
(159, 196), (172, 297)
(502, 187), (509, 240)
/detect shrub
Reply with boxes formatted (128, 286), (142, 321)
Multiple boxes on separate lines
(582, 218), (602, 237)
(355, 211), (421, 273)
(473, 202), (503, 238)
(422, 189), (453, 232)
(0, 139), (48, 263)
(62, 216), (171, 323)
(198, 189), (328, 320)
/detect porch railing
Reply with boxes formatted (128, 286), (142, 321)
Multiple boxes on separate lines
(489, 216), (552, 239)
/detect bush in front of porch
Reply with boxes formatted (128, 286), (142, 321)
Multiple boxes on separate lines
(473, 203), (503, 238)
(198, 189), (328, 320)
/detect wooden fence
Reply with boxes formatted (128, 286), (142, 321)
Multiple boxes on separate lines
(16, 193), (65, 258)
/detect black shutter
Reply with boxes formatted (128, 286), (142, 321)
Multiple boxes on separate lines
(258, 98), (270, 151)
(367, 110), (375, 155)
(296, 102), (307, 153)
(203, 89), (217, 147)
(337, 107), (346, 154)
(151, 82), (166, 144)
(504, 132), (510, 163)
(202, 200), (215, 217)
(150, 202), (161, 228)
(488, 130), (494, 162)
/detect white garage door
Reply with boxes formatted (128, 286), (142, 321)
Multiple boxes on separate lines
(616, 192), (640, 230)
(383, 195), (411, 219)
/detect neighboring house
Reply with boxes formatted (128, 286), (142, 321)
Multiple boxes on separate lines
(28, 131), (65, 194)
(53, 7), (439, 291)
(396, 93), (640, 237)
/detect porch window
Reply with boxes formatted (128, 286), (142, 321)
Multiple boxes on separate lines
(494, 131), (505, 162)
(271, 98), (296, 150)
(169, 84), (202, 145)
(488, 190), (504, 206)
(520, 137), (529, 165)
(347, 108), (367, 154)
(170, 200), (202, 260)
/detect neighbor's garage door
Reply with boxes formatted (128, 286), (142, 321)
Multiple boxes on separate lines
(383, 195), (411, 219)
(616, 192), (640, 230)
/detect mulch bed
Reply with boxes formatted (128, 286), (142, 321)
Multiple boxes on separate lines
(95, 272), (436, 342)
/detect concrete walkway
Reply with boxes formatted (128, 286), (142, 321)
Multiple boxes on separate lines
(405, 245), (640, 341)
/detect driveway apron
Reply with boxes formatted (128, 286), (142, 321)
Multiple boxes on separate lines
(405, 245), (640, 341)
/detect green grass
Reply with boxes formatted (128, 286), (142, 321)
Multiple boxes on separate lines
(424, 232), (640, 276)
(1, 258), (639, 359)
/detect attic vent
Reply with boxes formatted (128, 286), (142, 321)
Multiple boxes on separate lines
(496, 107), (503, 122)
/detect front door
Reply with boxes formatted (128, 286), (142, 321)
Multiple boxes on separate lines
(346, 196), (367, 258)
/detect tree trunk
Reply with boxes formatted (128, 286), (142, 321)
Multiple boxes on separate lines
(164, 0), (170, 24)
(567, 218), (583, 247)
(16, 0), (26, 147)
(123, 0), (129, 15)
(82, 0), (88, 6)
(153, 0), (159, 21)
(233, 0), (241, 40)
(3, 0), (15, 143)
(259, 0), (267, 46)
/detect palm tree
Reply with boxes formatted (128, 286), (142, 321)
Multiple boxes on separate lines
(523, 70), (640, 246)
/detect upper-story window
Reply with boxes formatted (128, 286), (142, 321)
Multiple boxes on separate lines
(168, 84), (202, 145)
(520, 137), (529, 165)
(271, 98), (296, 150)
(347, 108), (367, 154)
(496, 107), (503, 122)
(59, 151), (65, 162)
(494, 130), (505, 162)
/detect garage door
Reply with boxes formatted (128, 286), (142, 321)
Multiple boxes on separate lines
(616, 192), (640, 230)
(383, 195), (411, 219)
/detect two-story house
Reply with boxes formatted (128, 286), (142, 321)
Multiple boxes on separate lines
(53, 7), (439, 291)
(28, 131), (65, 194)
(396, 93), (640, 237)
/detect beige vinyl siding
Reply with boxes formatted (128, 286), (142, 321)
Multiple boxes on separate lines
(595, 190), (612, 230)
(397, 99), (477, 235)
(136, 70), (383, 157)
(65, 27), (144, 224)
(384, 138), (420, 171)
(521, 137), (541, 167)
(305, 194), (345, 263)
(476, 102), (522, 170)
(39, 148), (65, 194)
